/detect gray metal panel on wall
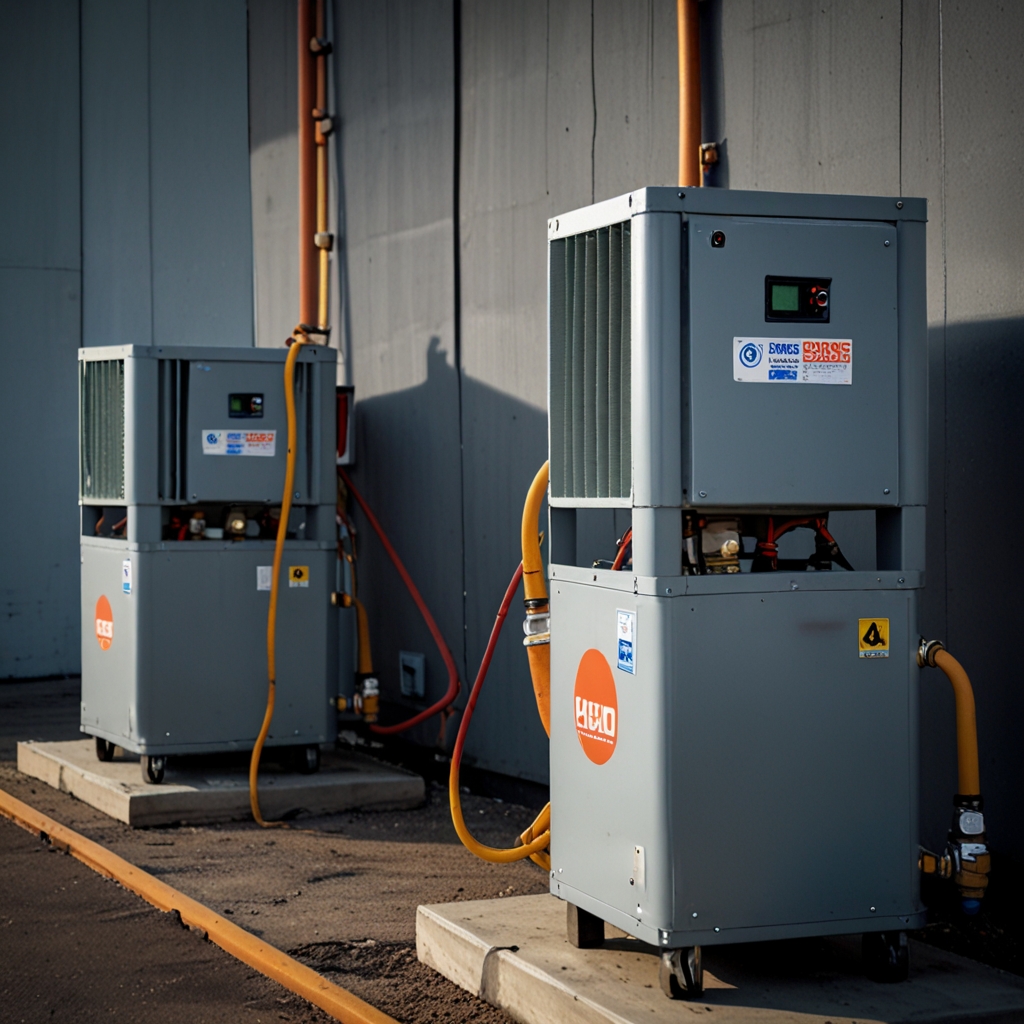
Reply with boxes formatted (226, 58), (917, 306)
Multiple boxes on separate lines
(0, 1), (81, 677)
(150, 0), (253, 347)
(335, 0), (465, 742)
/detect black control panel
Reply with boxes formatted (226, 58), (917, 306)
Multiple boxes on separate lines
(765, 276), (831, 323)
(228, 393), (264, 418)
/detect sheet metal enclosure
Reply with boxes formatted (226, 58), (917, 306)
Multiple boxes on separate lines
(546, 188), (928, 948)
(79, 345), (338, 756)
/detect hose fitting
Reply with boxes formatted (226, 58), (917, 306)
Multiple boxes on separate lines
(917, 637), (945, 668)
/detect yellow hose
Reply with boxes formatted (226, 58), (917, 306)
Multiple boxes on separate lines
(933, 649), (981, 796)
(249, 333), (308, 827)
(521, 461), (551, 737)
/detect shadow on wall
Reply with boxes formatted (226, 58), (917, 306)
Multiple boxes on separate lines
(347, 336), (550, 773)
(920, 314), (1024, 860)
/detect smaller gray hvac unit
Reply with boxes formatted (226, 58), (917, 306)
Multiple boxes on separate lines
(79, 345), (338, 772)
(546, 188), (928, 981)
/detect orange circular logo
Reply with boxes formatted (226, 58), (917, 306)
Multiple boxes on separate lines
(573, 649), (618, 764)
(95, 595), (113, 650)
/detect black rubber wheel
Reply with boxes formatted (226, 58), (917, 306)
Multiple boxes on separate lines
(863, 930), (909, 983)
(95, 737), (115, 762)
(566, 903), (604, 948)
(659, 947), (703, 999)
(141, 754), (166, 785)
(297, 744), (320, 774)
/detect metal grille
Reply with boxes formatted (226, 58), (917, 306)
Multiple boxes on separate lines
(549, 222), (631, 499)
(80, 360), (125, 501)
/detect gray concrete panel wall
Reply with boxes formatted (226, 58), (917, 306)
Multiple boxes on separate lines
(334, 0), (467, 748)
(0, 0), (81, 677)
(82, 0), (254, 349)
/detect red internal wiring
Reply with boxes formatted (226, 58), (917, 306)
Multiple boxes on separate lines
(339, 469), (462, 736)
(451, 563), (524, 776)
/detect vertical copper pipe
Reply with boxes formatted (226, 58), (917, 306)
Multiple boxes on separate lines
(315, 0), (329, 330)
(298, 0), (318, 328)
(677, 0), (701, 188)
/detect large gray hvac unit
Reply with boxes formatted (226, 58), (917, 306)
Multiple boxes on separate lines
(546, 188), (927, 988)
(79, 345), (338, 781)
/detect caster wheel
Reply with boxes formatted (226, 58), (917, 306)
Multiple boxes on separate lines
(141, 755), (166, 785)
(95, 737), (115, 762)
(566, 903), (604, 948)
(659, 947), (703, 999)
(863, 930), (909, 983)
(297, 745), (320, 774)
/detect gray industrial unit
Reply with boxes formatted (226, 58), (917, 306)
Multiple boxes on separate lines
(546, 189), (928, 982)
(79, 345), (338, 771)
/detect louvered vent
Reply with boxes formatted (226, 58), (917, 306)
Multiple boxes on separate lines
(80, 360), (125, 500)
(549, 222), (631, 499)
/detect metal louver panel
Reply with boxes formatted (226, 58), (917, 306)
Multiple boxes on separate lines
(549, 222), (631, 499)
(80, 360), (125, 501)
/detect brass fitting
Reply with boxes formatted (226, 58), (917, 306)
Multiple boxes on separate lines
(917, 637), (945, 667)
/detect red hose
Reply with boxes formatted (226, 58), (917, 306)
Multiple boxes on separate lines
(611, 527), (632, 571)
(339, 469), (461, 735)
(451, 563), (523, 772)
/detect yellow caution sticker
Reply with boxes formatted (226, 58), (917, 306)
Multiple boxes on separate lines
(858, 618), (889, 658)
(288, 565), (310, 588)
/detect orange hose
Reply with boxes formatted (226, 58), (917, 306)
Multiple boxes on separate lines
(339, 469), (461, 735)
(610, 527), (632, 571)
(933, 649), (981, 796)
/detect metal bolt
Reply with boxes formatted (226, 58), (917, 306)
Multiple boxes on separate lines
(883, 488), (890, 494)
(295, 492), (301, 499)
(629, 877), (635, 886)
(714, 927), (720, 933)
(692, 912), (698, 918)
(896, 200), (904, 209)
(665, 587), (672, 595)
(870, 906), (876, 913)
(898, 577), (905, 585)
(698, 490), (707, 498)
(678, 191), (684, 199)
(884, 240), (891, 247)
(791, 581), (799, 591)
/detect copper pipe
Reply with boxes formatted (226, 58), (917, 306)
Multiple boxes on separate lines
(315, 0), (329, 330)
(298, 0), (317, 328)
(677, 0), (701, 187)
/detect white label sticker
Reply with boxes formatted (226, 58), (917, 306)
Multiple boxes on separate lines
(122, 559), (132, 596)
(734, 337), (852, 385)
(202, 429), (277, 456)
(616, 609), (635, 674)
(256, 566), (273, 591)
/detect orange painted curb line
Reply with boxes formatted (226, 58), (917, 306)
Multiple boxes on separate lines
(0, 786), (396, 1024)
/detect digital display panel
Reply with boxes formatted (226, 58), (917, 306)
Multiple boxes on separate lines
(771, 284), (800, 312)
(229, 393), (264, 418)
(764, 276), (831, 322)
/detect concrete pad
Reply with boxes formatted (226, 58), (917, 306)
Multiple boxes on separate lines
(18, 739), (424, 827)
(417, 893), (1024, 1024)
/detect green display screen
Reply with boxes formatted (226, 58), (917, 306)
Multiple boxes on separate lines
(771, 284), (800, 312)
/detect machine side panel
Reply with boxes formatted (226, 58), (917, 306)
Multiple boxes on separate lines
(132, 546), (334, 751)
(184, 359), (304, 504)
(668, 588), (921, 935)
(897, 218), (928, 506)
(549, 580), (673, 934)
(80, 542), (139, 745)
(686, 215), (899, 507)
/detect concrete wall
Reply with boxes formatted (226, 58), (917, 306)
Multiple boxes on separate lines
(0, 1), (81, 678)
(0, 0), (254, 678)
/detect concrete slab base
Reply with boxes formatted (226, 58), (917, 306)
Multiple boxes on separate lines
(417, 893), (1024, 1024)
(18, 739), (424, 827)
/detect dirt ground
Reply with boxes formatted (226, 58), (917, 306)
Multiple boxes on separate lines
(0, 727), (547, 1023)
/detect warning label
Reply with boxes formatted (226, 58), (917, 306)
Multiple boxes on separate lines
(734, 337), (852, 385)
(288, 565), (310, 588)
(858, 618), (890, 658)
(95, 595), (113, 650)
(202, 429), (276, 457)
